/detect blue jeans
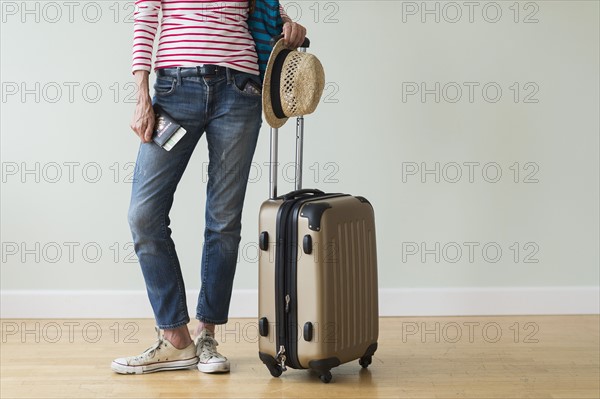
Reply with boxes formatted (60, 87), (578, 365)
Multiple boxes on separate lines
(128, 66), (262, 329)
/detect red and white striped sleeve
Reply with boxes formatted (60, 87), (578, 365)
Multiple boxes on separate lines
(132, 0), (161, 74)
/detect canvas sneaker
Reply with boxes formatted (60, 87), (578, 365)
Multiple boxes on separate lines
(195, 329), (230, 373)
(111, 327), (198, 374)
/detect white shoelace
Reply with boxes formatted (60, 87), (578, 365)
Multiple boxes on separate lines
(197, 334), (221, 360)
(134, 327), (163, 362)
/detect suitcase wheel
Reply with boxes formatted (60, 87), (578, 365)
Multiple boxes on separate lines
(267, 364), (283, 378)
(359, 355), (372, 369)
(319, 371), (332, 383)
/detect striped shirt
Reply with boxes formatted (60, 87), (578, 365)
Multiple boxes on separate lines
(132, 0), (261, 75)
(248, 0), (284, 79)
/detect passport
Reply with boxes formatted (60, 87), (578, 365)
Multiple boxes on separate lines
(152, 104), (187, 151)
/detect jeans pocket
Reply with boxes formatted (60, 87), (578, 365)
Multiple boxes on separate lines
(154, 76), (178, 97)
(231, 72), (262, 98)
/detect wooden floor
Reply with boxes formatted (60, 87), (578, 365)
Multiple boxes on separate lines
(1, 316), (598, 398)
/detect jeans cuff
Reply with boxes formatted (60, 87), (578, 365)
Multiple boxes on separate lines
(157, 316), (190, 330)
(196, 314), (228, 325)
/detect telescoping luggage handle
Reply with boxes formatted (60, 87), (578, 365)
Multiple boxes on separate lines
(269, 35), (310, 200)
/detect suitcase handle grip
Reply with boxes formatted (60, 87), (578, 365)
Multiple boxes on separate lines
(280, 189), (324, 201)
(270, 35), (310, 48)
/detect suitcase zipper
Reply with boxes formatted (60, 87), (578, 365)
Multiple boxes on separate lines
(275, 197), (304, 370)
(275, 199), (294, 371)
(275, 345), (287, 371)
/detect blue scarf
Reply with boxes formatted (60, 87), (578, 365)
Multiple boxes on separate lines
(248, 0), (284, 81)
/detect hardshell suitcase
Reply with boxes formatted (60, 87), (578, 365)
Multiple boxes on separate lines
(257, 65), (379, 382)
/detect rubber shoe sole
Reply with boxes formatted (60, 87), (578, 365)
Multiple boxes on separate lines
(197, 360), (230, 373)
(111, 357), (199, 375)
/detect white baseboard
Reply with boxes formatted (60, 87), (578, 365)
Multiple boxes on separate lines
(1, 287), (598, 319)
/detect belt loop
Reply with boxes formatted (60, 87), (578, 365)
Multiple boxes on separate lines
(176, 67), (182, 86)
(225, 67), (232, 83)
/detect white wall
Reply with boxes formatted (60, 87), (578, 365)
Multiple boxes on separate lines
(1, 1), (598, 317)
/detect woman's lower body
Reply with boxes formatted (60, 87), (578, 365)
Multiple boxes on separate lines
(112, 65), (262, 375)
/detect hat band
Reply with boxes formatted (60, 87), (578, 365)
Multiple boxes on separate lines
(270, 49), (292, 120)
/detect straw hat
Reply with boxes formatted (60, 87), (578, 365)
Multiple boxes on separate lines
(262, 39), (325, 128)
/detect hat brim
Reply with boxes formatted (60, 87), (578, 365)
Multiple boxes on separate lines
(262, 39), (291, 129)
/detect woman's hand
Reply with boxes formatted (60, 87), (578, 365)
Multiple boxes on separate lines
(130, 70), (155, 143)
(282, 21), (307, 48)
